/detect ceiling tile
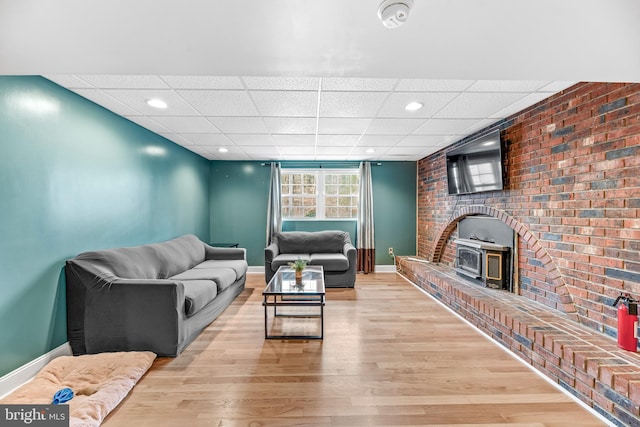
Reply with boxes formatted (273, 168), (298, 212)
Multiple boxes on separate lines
(124, 116), (171, 133)
(315, 146), (353, 155)
(432, 92), (528, 119)
(455, 119), (499, 136)
(227, 134), (275, 146)
(215, 153), (250, 161)
(397, 135), (450, 147)
(395, 79), (474, 92)
(150, 116), (220, 133)
(271, 135), (315, 146)
(207, 117), (268, 133)
(78, 75), (169, 89)
(538, 81), (577, 92)
(178, 90), (259, 116)
(319, 92), (388, 117)
(413, 118), (480, 135)
(74, 89), (142, 116)
(357, 135), (404, 146)
(278, 146), (316, 155)
(263, 117), (316, 134)
(322, 78), (396, 92)
(159, 133), (197, 147)
(161, 76), (244, 89)
(366, 118), (425, 135)
(239, 145), (282, 155)
(350, 146), (390, 156)
(250, 91), (318, 117)
(489, 92), (553, 119)
(183, 145), (215, 159)
(377, 92), (458, 118)
(386, 146), (429, 155)
(467, 80), (548, 92)
(45, 75), (94, 89)
(318, 118), (371, 134)
(104, 89), (201, 116)
(242, 76), (319, 90)
(316, 135), (360, 147)
(182, 133), (230, 146)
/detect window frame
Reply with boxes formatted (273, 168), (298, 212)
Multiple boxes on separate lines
(280, 168), (359, 221)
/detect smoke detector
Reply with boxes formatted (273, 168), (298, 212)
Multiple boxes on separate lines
(378, 0), (413, 29)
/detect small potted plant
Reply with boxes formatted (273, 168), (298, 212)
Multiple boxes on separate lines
(288, 258), (308, 283)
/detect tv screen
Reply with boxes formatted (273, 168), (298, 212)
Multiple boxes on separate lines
(446, 129), (503, 195)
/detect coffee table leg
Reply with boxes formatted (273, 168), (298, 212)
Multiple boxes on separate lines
(321, 296), (324, 339)
(264, 295), (268, 339)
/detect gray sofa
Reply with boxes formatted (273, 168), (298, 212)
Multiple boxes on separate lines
(65, 234), (247, 357)
(265, 230), (356, 288)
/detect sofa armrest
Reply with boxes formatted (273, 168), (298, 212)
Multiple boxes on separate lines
(204, 244), (246, 261)
(83, 278), (185, 356)
(264, 243), (280, 283)
(265, 243), (279, 262)
(343, 242), (357, 260)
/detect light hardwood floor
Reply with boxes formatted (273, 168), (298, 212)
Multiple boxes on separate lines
(103, 273), (606, 427)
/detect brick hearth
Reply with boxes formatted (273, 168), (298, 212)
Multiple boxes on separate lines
(414, 82), (640, 426)
(398, 257), (640, 427)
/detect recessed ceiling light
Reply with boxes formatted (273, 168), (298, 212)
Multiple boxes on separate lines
(366, 148), (376, 153)
(146, 98), (167, 109)
(404, 101), (423, 111)
(217, 147), (229, 153)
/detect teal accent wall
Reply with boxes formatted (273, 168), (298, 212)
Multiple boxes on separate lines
(371, 161), (416, 264)
(0, 76), (211, 376)
(209, 161), (271, 266)
(210, 161), (416, 267)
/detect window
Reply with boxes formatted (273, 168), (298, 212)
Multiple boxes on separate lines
(281, 169), (359, 220)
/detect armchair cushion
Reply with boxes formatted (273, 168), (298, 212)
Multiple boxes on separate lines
(309, 253), (349, 271)
(275, 231), (348, 254)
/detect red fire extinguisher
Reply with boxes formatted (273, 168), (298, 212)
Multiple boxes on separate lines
(612, 293), (638, 352)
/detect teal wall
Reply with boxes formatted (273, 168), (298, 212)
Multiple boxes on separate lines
(209, 161), (271, 266)
(0, 76), (211, 376)
(371, 161), (416, 264)
(210, 161), (416, 267)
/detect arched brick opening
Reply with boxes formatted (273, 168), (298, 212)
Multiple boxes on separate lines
(430, 205), (577, 317)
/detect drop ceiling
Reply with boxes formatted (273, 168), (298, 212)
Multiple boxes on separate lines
(3, 0), (639, 161)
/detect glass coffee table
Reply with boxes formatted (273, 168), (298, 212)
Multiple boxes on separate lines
(263, 265), (325, 340)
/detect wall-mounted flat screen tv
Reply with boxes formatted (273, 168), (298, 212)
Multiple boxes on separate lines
(446, 129), (504, 195)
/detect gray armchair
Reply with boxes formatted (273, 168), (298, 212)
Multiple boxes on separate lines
(265, 230), (357, 288)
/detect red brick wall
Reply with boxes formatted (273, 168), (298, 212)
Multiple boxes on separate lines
(417, 82), (640, 336)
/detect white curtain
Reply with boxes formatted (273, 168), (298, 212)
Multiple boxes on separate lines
(357, 161), (375, 273)
(266, 162), (282, 246)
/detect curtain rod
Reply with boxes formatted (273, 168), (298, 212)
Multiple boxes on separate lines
(260, 161), (382, 167)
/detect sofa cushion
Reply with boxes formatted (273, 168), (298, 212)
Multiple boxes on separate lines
(275, 231), (349, 254)
(194, 260), (247, 280)
(309, 253), (349, 272)
(271, 254), (311, 273)
(171, 268), (237, 292)
(182, 280), (218, 317)
(70, 234), (205, 280)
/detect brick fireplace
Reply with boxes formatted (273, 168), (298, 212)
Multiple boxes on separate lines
(411, 82), (640, 426)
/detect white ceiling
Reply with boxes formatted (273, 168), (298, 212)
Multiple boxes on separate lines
(43, 75), (576, 161)
(3, 0), (639, 161)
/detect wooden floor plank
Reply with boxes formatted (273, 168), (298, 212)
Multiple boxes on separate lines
(102, 273), (606, 426)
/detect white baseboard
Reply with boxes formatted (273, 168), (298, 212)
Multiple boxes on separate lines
(0, 342), (72, 399)
(248, 265), (397, 274)
(373, 265), (397, 273)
